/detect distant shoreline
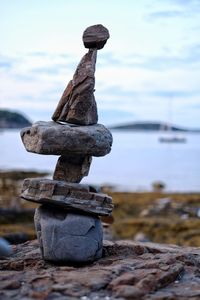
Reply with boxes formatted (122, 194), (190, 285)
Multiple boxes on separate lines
(109, 121), (200, 133)
(0, 109), (32, 129)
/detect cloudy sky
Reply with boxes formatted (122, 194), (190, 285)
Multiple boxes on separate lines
(1, 0), (200, 127)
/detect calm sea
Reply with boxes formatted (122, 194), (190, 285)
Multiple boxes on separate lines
(0, 129), (200, 192)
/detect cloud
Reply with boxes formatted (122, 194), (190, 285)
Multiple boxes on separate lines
(1, 48), (200, 127)
(114, 42), (200, 71)
(98, 52), (122, 67)
(0, 61), (12, 69)
(31, 65), (66, 75)
(147, 10), (184, 20)
(166, 0), (200, 7)
(150, 90), (200, 98)
(147, 0), (200, 21)
(98, 108), (135, 126)
(0, 55), (14, 70)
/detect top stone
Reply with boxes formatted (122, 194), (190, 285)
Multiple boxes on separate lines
(83, 24), (110, 49)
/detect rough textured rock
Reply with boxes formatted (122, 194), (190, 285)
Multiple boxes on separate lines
(1, 240), (200, 299)
(51, 24), (110, 125)
(83, 24), (110, 49)
(21, 178), (113, 216)
(19, 24), (113, 267)
(34, 206), (103, 263)
(52, 49), (98, 125)
(20, 121), (112, 157)
(53, 154), (92, 183)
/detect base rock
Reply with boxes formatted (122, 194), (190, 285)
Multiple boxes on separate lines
(1, 240), (200, 299)
(34, 206), (103, 263)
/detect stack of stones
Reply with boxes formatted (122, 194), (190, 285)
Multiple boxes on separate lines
(20, 24), (113, 264)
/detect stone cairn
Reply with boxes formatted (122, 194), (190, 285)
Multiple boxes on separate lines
(20, 24), (113, 263)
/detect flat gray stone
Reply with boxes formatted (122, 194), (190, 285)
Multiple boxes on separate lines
(21, 178), (113, 216)
(21, 121), (112, 157)
(83, 24), (110, 49)
(34, 206), (103, 263)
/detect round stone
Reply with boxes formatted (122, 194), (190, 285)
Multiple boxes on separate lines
(83, 24), (110, 49)
(0, 238), (13, 258)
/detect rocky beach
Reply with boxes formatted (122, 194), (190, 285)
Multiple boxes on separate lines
(1, 170), (200, 299)
(1, 239), (200, 299)
(1, 170), (200, 247)
(1, 20), (200, 300)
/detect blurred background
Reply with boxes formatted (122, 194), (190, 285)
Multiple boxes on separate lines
(1, 0), (200, 247)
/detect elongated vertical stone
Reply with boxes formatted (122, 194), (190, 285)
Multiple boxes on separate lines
(52, 50), (98, 125)
(53, 154), (92, 183)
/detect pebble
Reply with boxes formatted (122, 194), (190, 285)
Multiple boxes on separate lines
(0, 238), (13, 258)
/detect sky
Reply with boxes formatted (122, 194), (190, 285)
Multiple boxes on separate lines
(0, 0), (200, 127)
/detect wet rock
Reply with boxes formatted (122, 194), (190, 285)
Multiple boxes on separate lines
(53, 154), (92, 183)
(21, 121), (112, 157)
(21, 178), (113, 216)
(34, 206), (103, 263)
(83, 24), (110, 49)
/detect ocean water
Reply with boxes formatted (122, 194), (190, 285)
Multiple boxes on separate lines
(0, 129), (200, 192)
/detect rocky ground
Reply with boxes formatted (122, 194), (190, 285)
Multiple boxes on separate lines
(1, 172), (200, 298)
(110, 191), (200, 246)
(1, 170), (200, 246)
(1, 239), (200, 300)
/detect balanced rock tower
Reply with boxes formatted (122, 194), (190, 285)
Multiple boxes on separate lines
(20, 25), (113, 263)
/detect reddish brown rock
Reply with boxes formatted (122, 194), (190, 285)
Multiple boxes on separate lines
(52, 25), (109, 125)
(53, 154), (92, 183)
(1, 240), (200, 299)
(83, 24), (110, 49)
(21, 178), (113, 216)
(51, 80), (73, 123)
(52, 49), (98, 125)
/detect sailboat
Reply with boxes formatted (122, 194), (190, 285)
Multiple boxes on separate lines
(158, 95), (187, 143)
(159, 136), (186, 143)
(159, 125), (187, 143)
(159, 121), (187, 143)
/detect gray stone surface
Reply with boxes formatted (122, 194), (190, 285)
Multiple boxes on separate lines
(20, 121), (112, 157)
(53, 154), (92, 183)
(0, 238), (13, 258)
(83, 24), (110, 49)
(34, 206), (103, 263)
(21, 178), (113, 216)
(52, 50), (98, 125)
